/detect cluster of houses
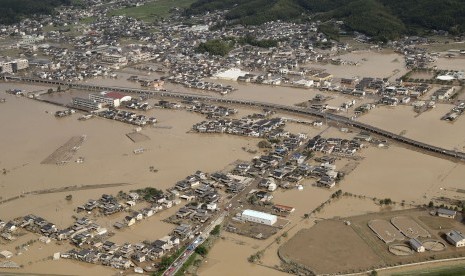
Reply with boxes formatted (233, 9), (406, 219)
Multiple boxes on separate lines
(97, 109), (157, 126)
(185, 102), (237, 118)
(78, 194), (124, 216)
(391, 37), (437, 68)
(442, 102), (465, 121)
(169, 76), (235, 95)
(192, 114), (285, 137)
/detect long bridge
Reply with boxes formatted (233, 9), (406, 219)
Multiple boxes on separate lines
(4, 76), (465, 161)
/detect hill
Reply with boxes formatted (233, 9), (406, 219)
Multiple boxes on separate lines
(0, 0), (72, 25)
(187, 0), (465, 40)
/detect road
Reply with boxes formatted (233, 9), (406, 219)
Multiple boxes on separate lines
(163, 212), (226, 276)
(4, 76), (465, 161)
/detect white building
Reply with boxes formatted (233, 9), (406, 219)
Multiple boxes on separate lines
(89, 91), (131, 107)
(72, 97), (102, 110)
(241, 209), (277, 226)
(0, 59), (29, 73)
(446, 230), (465, 247)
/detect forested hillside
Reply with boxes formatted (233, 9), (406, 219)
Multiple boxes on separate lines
(187, 0), (465, 40)
(0, 0), (72, 24)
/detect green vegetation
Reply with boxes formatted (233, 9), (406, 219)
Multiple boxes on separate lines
(247, 250), (264, 263)
(392, 265), (465, 276)
(132, 187), (164, 201)
(187, 0), (465, 41)
(109, 0), (196, 22)
(210, 224), (221, 236)
(79, 16), (96, 24)
(238, 35), (279, 48)
(319, 23), (340, 41)
(194, 245), (208, 256)
(0, 0), (72, 24)
(196, 39), (235, 56)
(155, 247), (186, 274)
(379, 198), (393, 205)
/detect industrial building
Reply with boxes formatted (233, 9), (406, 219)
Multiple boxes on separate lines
(446, 230), (465, 247)
(241, 209), (277, 226)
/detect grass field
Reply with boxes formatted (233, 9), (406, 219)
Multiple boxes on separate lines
(392, 265), (465, 275)
(108, 0), (196, 22)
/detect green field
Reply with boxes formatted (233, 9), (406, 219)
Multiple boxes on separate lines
(108, 0), (195, 22)
(392, 265), (465, 276)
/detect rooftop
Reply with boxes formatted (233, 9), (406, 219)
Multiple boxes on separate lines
(242, 209), (277, 221)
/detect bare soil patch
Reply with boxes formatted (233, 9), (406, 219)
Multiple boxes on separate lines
(279, 220), (383, 274)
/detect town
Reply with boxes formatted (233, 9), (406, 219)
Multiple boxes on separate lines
(1, 0), (465, 275)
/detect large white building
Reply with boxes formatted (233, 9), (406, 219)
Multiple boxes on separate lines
(72, 97), (102, 111)
(89, 91), (131, 107)
(241, 209), (277, 226)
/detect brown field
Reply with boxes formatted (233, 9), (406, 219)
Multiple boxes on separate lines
(419, 216), (455, 230)
(279, 209), (465, 275)
(279, 220), (384, 275)
(391, 216), (431, 239)
(368, 219), (404, 243)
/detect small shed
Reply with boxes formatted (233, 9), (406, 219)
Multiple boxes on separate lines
(409, 238), (425, 252)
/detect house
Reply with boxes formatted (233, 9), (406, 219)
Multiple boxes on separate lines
(206, 203), (217, 211)
(268, 182), (277, 192)
(437, 208), (456, 219)
(174, 224), (192, 238)
(124, 216), (136, 226)
(317, 176), (336, 188)
(133, 212), (143, 221)
(409, 238), (425, 252)
(152, 240), (170, 251)
(273, 204), (295, 214)
(142, 208), (154, 218)
(132, 252), (146, 263)
(4, 221), (16, 232)
(446, 230), (465, 247)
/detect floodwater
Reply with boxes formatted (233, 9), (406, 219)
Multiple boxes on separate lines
(359, 104), (465, 150)
(0, 84), (258, 274)
(308, 50), (407, 80)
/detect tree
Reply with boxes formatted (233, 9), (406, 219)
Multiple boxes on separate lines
(370, 270), (378, 276)
(428, 201), (434, 208)
(248, 194), (258, 205)
(65, 194), (72, 201)
(210, 225), (221, 236)
(195, 245), (208, 257)
(258, 140), (271, 149)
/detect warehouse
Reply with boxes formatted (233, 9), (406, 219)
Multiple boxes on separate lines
(241, 209), (277, 226)
(446, 230), (465, 247)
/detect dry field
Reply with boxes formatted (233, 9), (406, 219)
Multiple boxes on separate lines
(279, 219), (383, 275)
(368, 219), (404, 243)
(279, 209), (465, 275)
